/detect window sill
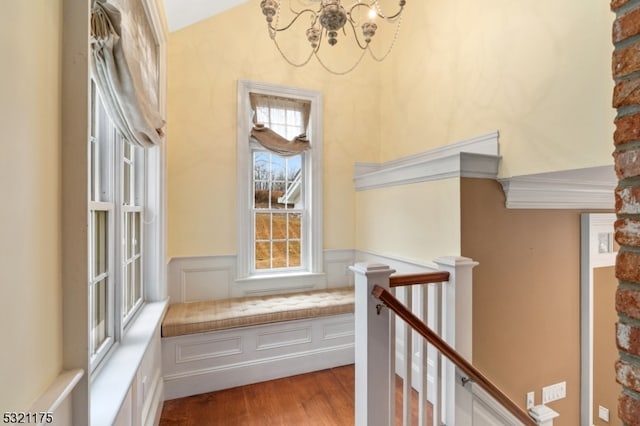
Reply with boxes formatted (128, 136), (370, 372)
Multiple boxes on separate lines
(90, 299), (168, 426)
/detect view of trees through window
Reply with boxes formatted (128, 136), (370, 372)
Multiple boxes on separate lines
(253, 151), (303, 270)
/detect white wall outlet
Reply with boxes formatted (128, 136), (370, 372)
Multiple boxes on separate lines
(598, 405), (610, 422)
(542, 381), (566, 404)
(526, 391), (535, 410)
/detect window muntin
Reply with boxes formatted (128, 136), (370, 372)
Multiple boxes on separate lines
(252, 151), (303, 271)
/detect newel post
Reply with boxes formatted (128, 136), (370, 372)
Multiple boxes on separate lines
(434, 256), (478, 426)
(350, 262), (396, 426)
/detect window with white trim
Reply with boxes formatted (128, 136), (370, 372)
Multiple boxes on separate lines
(237, 81), (323, 279)
(89, 81), (146, 370)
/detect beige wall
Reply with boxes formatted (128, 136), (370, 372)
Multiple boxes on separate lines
(379, 0), (614, 177)
(0, 0), (63, 411)
(166, 0), (382, 258)
(460, 178), (602, 425)
(593, 266), (621, 426)
(355, 179), (461, 262)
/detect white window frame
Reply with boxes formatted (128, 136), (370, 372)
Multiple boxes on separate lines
(237, 80), (323, 280)
(89, 82), (154, 373)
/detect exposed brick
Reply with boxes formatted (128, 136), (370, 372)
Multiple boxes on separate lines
(619, 393), (640, 426)
(617, 251), (640, 283)
(613, 78), (640, 108)
(615, 186), (640, 214)
(613, 0), (633, 12)
(614, 8), (640, 43)
(617, 322), (640, 357)
(614, 113), (640, 145)
(614, 148), (640, 179)
(617, 287), (640, 320)
(616, 218), (640, 247)
(614, 43), (640, 79)
(617, 359), (640, 392)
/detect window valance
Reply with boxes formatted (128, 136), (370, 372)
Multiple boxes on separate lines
(249, 92), (311, 157)
(90, 0), (165, 148)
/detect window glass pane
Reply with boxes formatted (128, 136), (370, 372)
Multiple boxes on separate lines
(90, 277), (108, 355)
(288, 240), (301, 267)
(270, 108), (285, 125)
(123, 161), (131, 205)
(272, 213), (286, 239)
(255, 213), (270, 240)
(286, 109), (298, 127)
(272, 241), (287, 268)
(124, 212), (132, 259)
(289, 213), (301, 239)
(133, 212), (141, 257)
(93, 211), (108, 277)
(255, 242), (271, 270)
(124, 262), (132, 315)
(134, 257), (141, 302)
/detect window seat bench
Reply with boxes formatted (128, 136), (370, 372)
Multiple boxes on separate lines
(161, 287), (355, 400)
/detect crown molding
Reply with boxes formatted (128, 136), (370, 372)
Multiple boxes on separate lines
(499, 166), (617, 209)
(353, 131), (501, 191)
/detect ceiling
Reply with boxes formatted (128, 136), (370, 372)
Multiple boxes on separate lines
(162, 0), (248, 32)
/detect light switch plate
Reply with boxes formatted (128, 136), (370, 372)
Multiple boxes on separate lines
(598, 405), (609, 422)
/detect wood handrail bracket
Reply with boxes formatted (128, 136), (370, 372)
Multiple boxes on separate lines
(389, 271), (450, 288)
(372, 285), (538, 426)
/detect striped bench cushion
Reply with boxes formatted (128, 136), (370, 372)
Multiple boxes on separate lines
(161, 287), (354, 338)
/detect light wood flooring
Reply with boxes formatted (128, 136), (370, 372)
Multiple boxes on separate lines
(159, 364), (428, 425)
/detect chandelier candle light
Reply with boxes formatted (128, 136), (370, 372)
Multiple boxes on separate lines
(260, 0), (406, 74)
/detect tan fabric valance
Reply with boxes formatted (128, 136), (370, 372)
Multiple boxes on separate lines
(249, 92), (311, 156)
(90, 0), (165, 148)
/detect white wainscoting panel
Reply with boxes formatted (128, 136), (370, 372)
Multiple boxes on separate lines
(162, 314), (355, 400)
(168, 250), (357, 303)
(167, 255), (236, 303)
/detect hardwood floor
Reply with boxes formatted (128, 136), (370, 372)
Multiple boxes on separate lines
(159, 364), (428, 425)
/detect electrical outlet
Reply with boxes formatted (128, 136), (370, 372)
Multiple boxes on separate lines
(526, 391), (534, 410)
(542, 381), (566, 404)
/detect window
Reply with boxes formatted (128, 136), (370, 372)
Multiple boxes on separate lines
(89, 81), (146, 370)
(237, 81), (323, 280)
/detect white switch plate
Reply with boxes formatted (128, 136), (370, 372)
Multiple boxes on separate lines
(526, 391), (534, 410)
(542, 381), (566, 404)
(598, 405), (609, 422)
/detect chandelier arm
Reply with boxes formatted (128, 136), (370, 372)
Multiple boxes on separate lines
(348, 2), (404, 22)
(272, 36), (316, 67)
(346, 19), (370, 50)
(367, 13), (402, 62)
(268, 8), (317, 33)
(314, 47), (368, 75)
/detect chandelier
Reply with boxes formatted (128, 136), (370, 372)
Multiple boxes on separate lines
(260, 0), (407, 74)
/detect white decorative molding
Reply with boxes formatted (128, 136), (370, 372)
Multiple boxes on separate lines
(162, 315), (355, 400)
(167, 255), (236, 302)
(499, 165), (617, 209)
(28, 369), (84, 426)
(354, 131), (500, 191)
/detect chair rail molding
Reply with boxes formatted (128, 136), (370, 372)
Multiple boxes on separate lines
(353, 131), (500, 191)
(499, 166), (616, 209)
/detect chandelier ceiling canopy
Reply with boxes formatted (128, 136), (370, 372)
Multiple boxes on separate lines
(260, 0), (407, 74)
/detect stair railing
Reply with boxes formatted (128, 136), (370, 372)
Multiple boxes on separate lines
(351, 258), (537, 426)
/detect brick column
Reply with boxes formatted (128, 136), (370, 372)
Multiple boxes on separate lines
(613, 1), (640, 424)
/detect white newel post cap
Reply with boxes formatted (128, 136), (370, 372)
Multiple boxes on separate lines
(529, 404), (559, 426)
(349, 262), (396, 278)
(433, 256), (479, 270)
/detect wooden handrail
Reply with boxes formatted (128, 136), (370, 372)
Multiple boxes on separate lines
(389, 271), (450, 288)
(372, 285), (537, 426)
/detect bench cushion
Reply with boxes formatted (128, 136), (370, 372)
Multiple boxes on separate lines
(161, 287), (354, 337)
